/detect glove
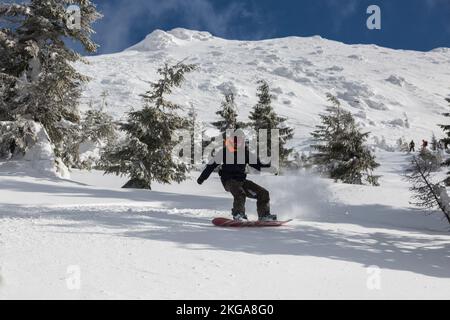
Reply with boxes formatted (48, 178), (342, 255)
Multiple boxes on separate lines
(197, 177), (204, 185)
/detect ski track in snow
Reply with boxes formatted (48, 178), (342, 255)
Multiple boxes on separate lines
(1, 151), (450, 299)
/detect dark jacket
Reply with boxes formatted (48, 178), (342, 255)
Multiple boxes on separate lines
(198, 146), (271, 184)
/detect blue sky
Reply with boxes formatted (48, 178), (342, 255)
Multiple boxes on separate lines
(88, 0), (450, 54)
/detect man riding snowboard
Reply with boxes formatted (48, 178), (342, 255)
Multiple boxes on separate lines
(197, 130), (277, 222)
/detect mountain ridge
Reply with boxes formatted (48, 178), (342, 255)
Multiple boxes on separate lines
(77, 28), (450, 150)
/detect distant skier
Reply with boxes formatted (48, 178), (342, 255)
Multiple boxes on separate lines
(409, 140), (415, 152)
(197, 130), (277, 222)
(422, 140), (428, 150)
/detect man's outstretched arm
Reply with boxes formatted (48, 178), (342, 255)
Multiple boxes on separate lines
(197, 161), (219, 184)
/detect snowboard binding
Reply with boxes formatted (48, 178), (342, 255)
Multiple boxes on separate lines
(258, 214), (278, 222)
(232, 213), (248, 221)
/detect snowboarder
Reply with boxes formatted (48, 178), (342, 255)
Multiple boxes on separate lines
(197, 130), (277, 222)
(409, 140), (415, 152)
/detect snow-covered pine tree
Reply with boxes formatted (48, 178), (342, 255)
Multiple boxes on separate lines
(311, 93), (380, 186)
(396, 137), (409, 152)
(0, 121), (37, 159)
(438, 98), (450, 185)
(186, 103), (204, 167)
(291, 151), (312, 170)
(431, 133), (438, 151)
(58, 99), (117, 170)
(405, 155), (450, 226)
(373, 135), (395, 152)
(0, 0), (101, 164)
(100, 62), (198, 189)
(426, 149), (442, 171)
(248, 80), (294, 167)
(212, 92), (239, 133)
(81, 107), (117, 146)
(74, 103), (118, 169)
(439, 98), (450, 147)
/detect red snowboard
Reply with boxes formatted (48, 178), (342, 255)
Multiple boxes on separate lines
(212, 217), (293, 227)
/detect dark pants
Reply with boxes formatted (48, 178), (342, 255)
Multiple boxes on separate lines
(222, 179), (270, 217)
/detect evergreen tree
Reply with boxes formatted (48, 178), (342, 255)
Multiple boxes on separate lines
(431, 133), (438, 151)
(439, 98), (450, 148)
(248, 80), (294, 166)
(418, 148), (442, 172)
(78, 104), (118, 169)
(396, 137), (409, 152)
(100, 62), (197, 189)
(405, 155), (450, 226)
(60, 101), (117, 170)
(0, 120), (37, 159)
(311, 94), (380, 186)
(186, 103), (204, 166)
(0, 1), (101, 164)
(81, 107), (117, 145)
(291, 151), (312, 170)
(212, 92), (239, 133)
(438, 98), (450, 185)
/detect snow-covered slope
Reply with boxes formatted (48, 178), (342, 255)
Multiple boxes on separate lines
(2, 29), (450, 299)
(78, 28), (450, 149)
(1, 151), (450, 299)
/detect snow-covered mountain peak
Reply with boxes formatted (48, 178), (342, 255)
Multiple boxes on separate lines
(126, 28), (214, 52)
(167, 28), (214, 41)
(79, 29), (450, 150)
